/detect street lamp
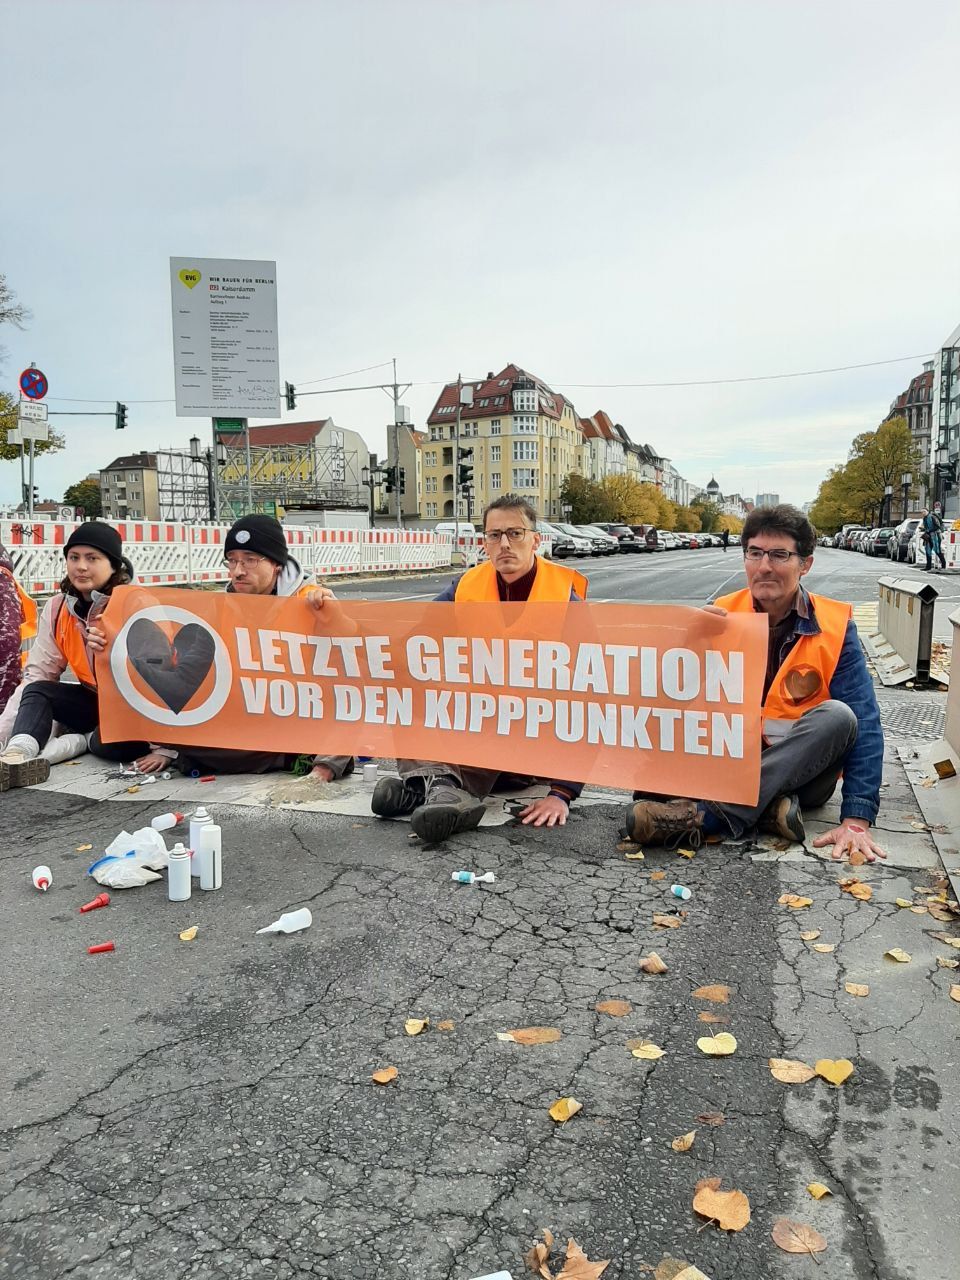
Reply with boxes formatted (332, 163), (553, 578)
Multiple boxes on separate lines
(883, 484), (893, 527)
(362, 463), (388, 527)
(190, 435), (225, 521)
(900, 472), (912, 522)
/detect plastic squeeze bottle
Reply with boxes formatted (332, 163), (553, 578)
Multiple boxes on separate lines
(151, 811), (184, 832)
(32, 865), (53, 892)
(167, 843), (192, 902)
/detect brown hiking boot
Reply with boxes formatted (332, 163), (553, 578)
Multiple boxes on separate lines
(758, 794), (805, 844)
(623, 797), (705, 847)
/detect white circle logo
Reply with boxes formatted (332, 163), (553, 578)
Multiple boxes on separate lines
(235, 530), (250, 543)
(109, 605), (232, 726)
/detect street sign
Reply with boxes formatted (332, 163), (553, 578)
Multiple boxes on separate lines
(58, 505), (76, 521)
(18, 400), (48, 423)
(170, 257), (280, 418)
(19, 367), (49, 400)
(7, 428), (22, 446)
(214, 417), (246, 434)
(13, 420), (50, 444)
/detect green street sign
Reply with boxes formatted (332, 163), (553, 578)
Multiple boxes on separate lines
(214, 417), (246, 434)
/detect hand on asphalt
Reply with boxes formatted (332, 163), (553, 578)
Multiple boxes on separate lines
(812, 821), (887, 862)
(518, 795), (569, 827)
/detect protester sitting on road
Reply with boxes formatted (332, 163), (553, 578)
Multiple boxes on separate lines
(0, 524), (153, 789)
(132, 514), (353, 782)
(920, 508), (947, 572)
(370, 494), (589, 843)
(0, 541), (37, 718)
(624, 504), (886, 863)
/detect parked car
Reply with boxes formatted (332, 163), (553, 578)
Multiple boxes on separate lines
(869, 528), (894, 556)
(536, 520), (577, 559)
(630, 524), (663, 551)
(842, 526), (867, 549)
(595, 522), (639, 551)
(577, 524), (619, 555)
(888, 518), (920, 562)
(658, 530), (680, 550)
(553, 522), (595, 557)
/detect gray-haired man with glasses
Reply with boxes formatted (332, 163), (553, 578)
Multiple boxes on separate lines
(625, 504), (885, 864)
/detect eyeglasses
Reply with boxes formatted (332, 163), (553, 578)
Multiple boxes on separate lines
(223, 554), (267, 571)
(482, 527), (532, 545)
(743, 547), (803, 564)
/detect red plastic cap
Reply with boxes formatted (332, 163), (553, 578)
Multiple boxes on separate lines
(79, 893), (111, 913)
(87, 941), (115, 954)
(174, 811), (184, 822)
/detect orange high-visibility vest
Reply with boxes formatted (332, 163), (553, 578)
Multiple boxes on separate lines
(53, 599), (97, 689)
(1, 568), (38, 668)
(714, 587), (851, 739)
(453, 558), (588, 602)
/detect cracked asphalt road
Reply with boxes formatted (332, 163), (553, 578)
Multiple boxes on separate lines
(3, 549), (959, 1279)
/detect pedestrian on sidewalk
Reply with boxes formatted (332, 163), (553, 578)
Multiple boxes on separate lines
(721, 528), (730, 552)
(624, 504), (886, 863)
(370, 494), (589, 843)
(0, 524), (153, 789)
(921, 508), (947, 571)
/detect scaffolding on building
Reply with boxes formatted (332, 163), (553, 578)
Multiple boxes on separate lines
(156, 451), (213, 522)
(215, 433), (366, 518)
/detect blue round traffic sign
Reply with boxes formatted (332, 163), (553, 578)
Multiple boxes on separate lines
(19, 367), (49, 400)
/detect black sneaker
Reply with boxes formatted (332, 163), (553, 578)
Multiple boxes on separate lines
(371, 774), (425, 819)
(758, 794), (805, 843)
(410, 778), (486, 843)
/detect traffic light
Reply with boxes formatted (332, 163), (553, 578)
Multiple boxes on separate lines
(458, 448), (474, 489)
(285, 381), (297, 411)
(398, 467), (406, 495)
(384, 466), (397, 493)
(115, 401), (127, 430)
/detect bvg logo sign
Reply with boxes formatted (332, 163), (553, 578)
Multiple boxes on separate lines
(109, 606), (232, 726)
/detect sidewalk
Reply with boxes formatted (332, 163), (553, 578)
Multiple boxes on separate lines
(1, 727), (957, 1279)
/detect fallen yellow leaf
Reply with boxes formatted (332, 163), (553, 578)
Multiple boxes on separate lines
(624, 850), (646, 861)
(931, 934), (960, 948)
(885, 948), (912, 963)
(178, 925), (199, 942)
(505, 1026), (562, 1045)
(650, 870), (666, 881)
(75, 844), (93, 853)
(806, 1182), (832, 1200)
(670, 1130), (696, 1151)
(692, 1177), (751, 1232)
(371, 1066), (398, 1085)
(845, 982), (870, 997)
(778, 893), (813, 910)
(771, 1217), (828, 1257)
(653, 913), (682, 929)
(895, 898), (914, 908)
(691, 984), (731, 1003)
(937, 956), (960, 969)
(677, 847), (696, 859)
(909, 906), (929, 915)
(437, 1020), (455, 1031)
(812, 943), (835, 953)
(555, 1236), (609, 1278)
(639, 951), (668, 974)
(595, 999), (632, 1017)
(814, 1058), (854, 1086)
(404, 1017), (429, 1036)
(769, 1057), (816, 1083)
(654, 1261), (711, 1280)
(950, 985), (960, 1003)
(697, 1032), (737, 1056)
(630, 1039), (667, 1060)
(697, 1012), (728, 1024)
(799, 929), (821, 941)
(548, 1096), (582, 1124)
(841, 879), (873, 902)
(848, 847), (868, 866)
(523, 1228), (554, 1280)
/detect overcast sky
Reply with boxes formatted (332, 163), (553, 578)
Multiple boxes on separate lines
(2, 0), (958, 509)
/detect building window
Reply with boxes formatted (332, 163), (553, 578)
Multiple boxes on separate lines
(513, 440), (538, 461)
(426, 502), (437, 517)
(512, 467), (537, 489)
(490, 420), (501, 435)
(514, 415), (537, 433)
(491, 472), (501, 490)
(491, 444), (501, 462)
(514, 389), (536, 412)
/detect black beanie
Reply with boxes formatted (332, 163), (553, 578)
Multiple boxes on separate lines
(224, 514), (289, 566)
(64, 522), (123, 569)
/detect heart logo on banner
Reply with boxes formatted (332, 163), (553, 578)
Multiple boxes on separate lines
(178, 268), (202, 290)
(783, 665), (823, 705)
(127, 618), (216, 714)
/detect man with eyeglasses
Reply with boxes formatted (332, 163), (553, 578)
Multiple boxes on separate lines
(625, 504), (885, 863)
(371, 494), (589, 843)
(133, 515), (353, 782)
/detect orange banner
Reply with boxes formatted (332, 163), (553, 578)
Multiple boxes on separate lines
(98, 587), (767, 803)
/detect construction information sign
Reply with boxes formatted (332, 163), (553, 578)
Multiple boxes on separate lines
(170, 256), (280, 418)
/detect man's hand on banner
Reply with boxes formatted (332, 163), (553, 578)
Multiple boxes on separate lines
(812, 820), (887, 863)
(518, 795), (568, 827)
(304, 586), (352, 632)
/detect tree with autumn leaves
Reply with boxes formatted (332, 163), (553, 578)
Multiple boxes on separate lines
(559, 473), (744, 534)
(808, 416), (922, 533)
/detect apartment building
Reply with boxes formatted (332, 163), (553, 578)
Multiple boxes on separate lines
(422, 365), (584, 522)
(100, 453), (160, 519)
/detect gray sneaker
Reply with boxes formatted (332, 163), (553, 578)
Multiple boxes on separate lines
(371, 775), (425, 819)
(411, 778), (486, 843)
(0, 753), (50, 792)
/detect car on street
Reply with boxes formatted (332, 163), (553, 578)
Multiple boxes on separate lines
(631, 524), (663, 551)
(553, 522), (596, 557)
(842, 526), (867, 549)
(536, 520), (580, 559)
(577, 524), (619, 555)
(595, 522), (639, 551)
(868, 528), (895, 556)
(888, 518), (920, 562)
(658, 530), (680, 550)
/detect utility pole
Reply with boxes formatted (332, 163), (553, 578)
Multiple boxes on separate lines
(454, 372), (462, 530)
(392, 357), (401, 529)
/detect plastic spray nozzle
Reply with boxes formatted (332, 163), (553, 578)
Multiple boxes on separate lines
(87, 941), (115, 955)
(32, 865), (53, 892)
(79, 892), (111, 913)
(451, 871), (496, 885)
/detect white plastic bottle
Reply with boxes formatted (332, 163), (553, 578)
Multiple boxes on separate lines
(32, 865), (53, 892)
(167, 843), (192, 902)
(197, 823), (222, 891)
(189, 806), (211, 852)
(151, 811), (184, 832)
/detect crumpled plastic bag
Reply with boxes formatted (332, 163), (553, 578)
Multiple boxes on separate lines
(91, 859), (163, 889)
(104, 827), (168, 861)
